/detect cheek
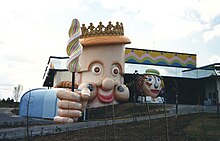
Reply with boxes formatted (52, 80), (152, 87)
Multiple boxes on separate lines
(142, 84), (152, 96)
(158, 86), (162, 90)
(114, 85), (129, 101)
(158, 82), (162, 90)
(144, 82), (152, 89)
(89, 88), (97, 101)
(113, 75), (122, 84)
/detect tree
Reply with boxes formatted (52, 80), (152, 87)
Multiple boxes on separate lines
(6, 97), (11, 102)
(13, 84), (23, 102)
(2, 98), (5, 102)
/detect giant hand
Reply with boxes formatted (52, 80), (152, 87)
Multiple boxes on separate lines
(53, 88), (90, 123)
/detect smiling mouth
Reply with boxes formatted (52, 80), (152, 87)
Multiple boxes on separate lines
(151, 89), (160, 94)
(97, 88), (114, 103)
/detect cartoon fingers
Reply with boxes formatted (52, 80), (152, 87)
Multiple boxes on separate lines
(54, 88), (90, 123)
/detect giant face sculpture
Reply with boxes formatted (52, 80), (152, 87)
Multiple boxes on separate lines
(76, 45), (129, 107)
(75, 22), (131, 108)
(54, 20), (130, 123)
(136, 69), (164, 98)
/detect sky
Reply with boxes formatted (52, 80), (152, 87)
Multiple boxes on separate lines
(0, 0), (220, 99)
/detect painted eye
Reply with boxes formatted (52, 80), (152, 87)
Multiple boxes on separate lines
(112, 67), (119, 76)
(117, 85), (124, 92)
(87, 84), (94, 91)
(148, 77), (152, 81)
(92, 66), (101, 75)
(144, 76), (153, 84)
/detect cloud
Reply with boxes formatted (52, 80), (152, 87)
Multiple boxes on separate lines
(97, 0), (210, 42)
(202, 24), (220, 42)
(194, 0), (220, 23)
(0, 39), (4, 45)
(0, 74), (15, 87)
(209, 55), (220, 64)
(0, 53), (44, 88)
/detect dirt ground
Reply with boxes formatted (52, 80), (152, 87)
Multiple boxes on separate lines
(23, 113), (220, 141)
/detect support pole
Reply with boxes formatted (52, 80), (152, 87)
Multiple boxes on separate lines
(175, 94), (178, 118)
(71, 72), (75, 92)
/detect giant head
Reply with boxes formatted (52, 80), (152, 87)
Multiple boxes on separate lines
(73, 21), (131, 108)
(136, 69), (164, 98)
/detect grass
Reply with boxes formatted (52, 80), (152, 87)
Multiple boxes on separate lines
(2, 102), (220, 140)
(86, 102), (165, 120)
(184, 113), (220, 140)
(13, 113), (219, 141)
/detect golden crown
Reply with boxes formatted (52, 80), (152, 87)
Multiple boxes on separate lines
(81, 21), (124, 38)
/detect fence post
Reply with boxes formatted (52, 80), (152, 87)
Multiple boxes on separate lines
(175, 94), (178, 118)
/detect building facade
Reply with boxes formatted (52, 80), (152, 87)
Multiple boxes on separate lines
(42, 48), (220, 105)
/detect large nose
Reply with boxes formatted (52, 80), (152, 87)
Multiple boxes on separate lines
(154, 83), (158, 89)
(102, 77), (115, 91)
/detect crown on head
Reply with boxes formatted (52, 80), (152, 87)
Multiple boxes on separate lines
(81, 21), (124, 38)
